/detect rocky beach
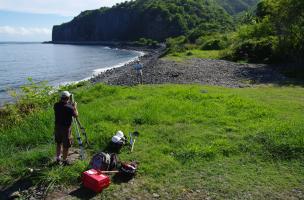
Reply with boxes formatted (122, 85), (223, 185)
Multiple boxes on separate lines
(90, 46), (288, 88)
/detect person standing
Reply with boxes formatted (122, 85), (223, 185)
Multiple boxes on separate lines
(54, 91), (78, 165)
(133, 60), (143, 84)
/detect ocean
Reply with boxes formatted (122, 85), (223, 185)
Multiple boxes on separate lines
(0, 42), (143, 105)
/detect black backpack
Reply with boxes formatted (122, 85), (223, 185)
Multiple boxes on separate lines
(90, 152), (118, 171)
(120, 162), (137, 177)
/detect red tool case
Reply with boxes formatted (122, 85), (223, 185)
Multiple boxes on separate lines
(82, 169), (111, 193)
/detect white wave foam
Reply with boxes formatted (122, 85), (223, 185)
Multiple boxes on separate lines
(56, 50), (145, 88)
(92, 58), (136, 76)
(89, 51), (145, 79)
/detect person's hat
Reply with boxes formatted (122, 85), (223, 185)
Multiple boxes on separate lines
(115, 130), (124, 138)
(61, 91), (71, 98)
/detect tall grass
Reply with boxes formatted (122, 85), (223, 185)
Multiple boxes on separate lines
(0, 83), (303, 198)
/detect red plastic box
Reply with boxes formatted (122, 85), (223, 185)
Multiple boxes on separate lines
(82, 169), (111, 193)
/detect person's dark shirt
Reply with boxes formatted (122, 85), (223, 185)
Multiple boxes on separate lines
(54, 101), (76, 126)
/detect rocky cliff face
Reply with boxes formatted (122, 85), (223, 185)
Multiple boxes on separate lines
(52, 8), (183, 42)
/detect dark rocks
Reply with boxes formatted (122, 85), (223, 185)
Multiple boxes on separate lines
(91, 49), (288, 88)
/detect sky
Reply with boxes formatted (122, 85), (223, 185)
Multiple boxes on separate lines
(0, 0), (130, 41)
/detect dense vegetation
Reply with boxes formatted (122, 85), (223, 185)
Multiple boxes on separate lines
(215, 0), (259, 14)
(221, 0), (304, 64)
(1, 83), (304, 199)
(53, 0), (235, 42)
(53, 0), (303, 65)
(167, 0), (304, 65)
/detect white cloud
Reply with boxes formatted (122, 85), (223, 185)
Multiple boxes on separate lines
(0, 26), (51, 36)
(0, 0), (131, 16)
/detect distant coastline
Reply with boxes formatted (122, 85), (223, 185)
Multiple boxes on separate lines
(44, 41), (165, 52)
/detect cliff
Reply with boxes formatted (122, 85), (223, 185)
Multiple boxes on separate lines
(52, 0), (235, 42)
(53, 8), (183, 42)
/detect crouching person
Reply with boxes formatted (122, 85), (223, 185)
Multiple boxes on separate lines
(54, 91), (78, 165)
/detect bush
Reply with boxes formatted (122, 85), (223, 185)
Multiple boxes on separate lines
(196, 33), (233, 50)
(10, 78), (55, 112)
(135, 38), (159, 47)
(0, 78), (56, 128)
(225, 36), (279, 63)
(186, 51), (193, 56)
(237, 18), (275, 40)
(187, 22), (233, 43)
(166, 36), (188, 53)
(201, 39), (225, 50)
(0, 105), (20, 128)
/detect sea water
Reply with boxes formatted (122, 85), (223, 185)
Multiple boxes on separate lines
(0, 42), (143, 105)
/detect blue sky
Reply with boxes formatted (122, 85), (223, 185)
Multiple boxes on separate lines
(0, 0), (130, 41)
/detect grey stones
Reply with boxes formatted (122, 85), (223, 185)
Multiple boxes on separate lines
(92, 53), (287, 88)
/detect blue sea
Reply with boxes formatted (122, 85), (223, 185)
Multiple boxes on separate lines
(0, 42), (143, 105)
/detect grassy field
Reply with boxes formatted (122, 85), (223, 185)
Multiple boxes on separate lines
(164, 50), (221, 62)
(0, 84), (304, 199)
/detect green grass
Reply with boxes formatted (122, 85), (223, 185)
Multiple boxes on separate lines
(164, 50), (221, 62)
(0, 84), (304, 199)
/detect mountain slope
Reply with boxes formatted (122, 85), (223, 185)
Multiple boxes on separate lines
(215, 0), (259, 14)
(52, 0), (233, 42)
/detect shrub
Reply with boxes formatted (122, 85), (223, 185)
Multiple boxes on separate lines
(187, 22), (233, 43)
(226, 36), (279, 63)
(10, 78), (55, 112)
(0, 105), (20, 128)
(0, 78), (56, 128)
(196, 33), (233, 50)
(166, 36), (188, 53)
(186, 51), (193, 56)
(237, 18), (275, 40)
(135, 38), (159, 47)
(201, 39), (225, 50)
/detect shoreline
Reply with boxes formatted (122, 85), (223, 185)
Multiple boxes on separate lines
(0, 43), (157, 107)
(45, 41), (166, 85)
(90, 46), (288, 87)
(90, 43), (167, 85)
(1, 41), (290, 107)
(68, 49), (147, 86)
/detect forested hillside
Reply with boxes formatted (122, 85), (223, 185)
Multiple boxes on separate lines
(166, 0), (304, 65)
(52, 0), (234, 42)
(222, 0), (304, 64)
(52, 0), (303, 65)
(215, 0), (259, 14)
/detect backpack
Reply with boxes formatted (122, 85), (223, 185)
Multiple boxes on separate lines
(90, 152), (118, 171)
(120, 162), (137, 177)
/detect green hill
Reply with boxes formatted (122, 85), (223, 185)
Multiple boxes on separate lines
(216, 0), (259, 14)
(52, 0), (233, 42)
